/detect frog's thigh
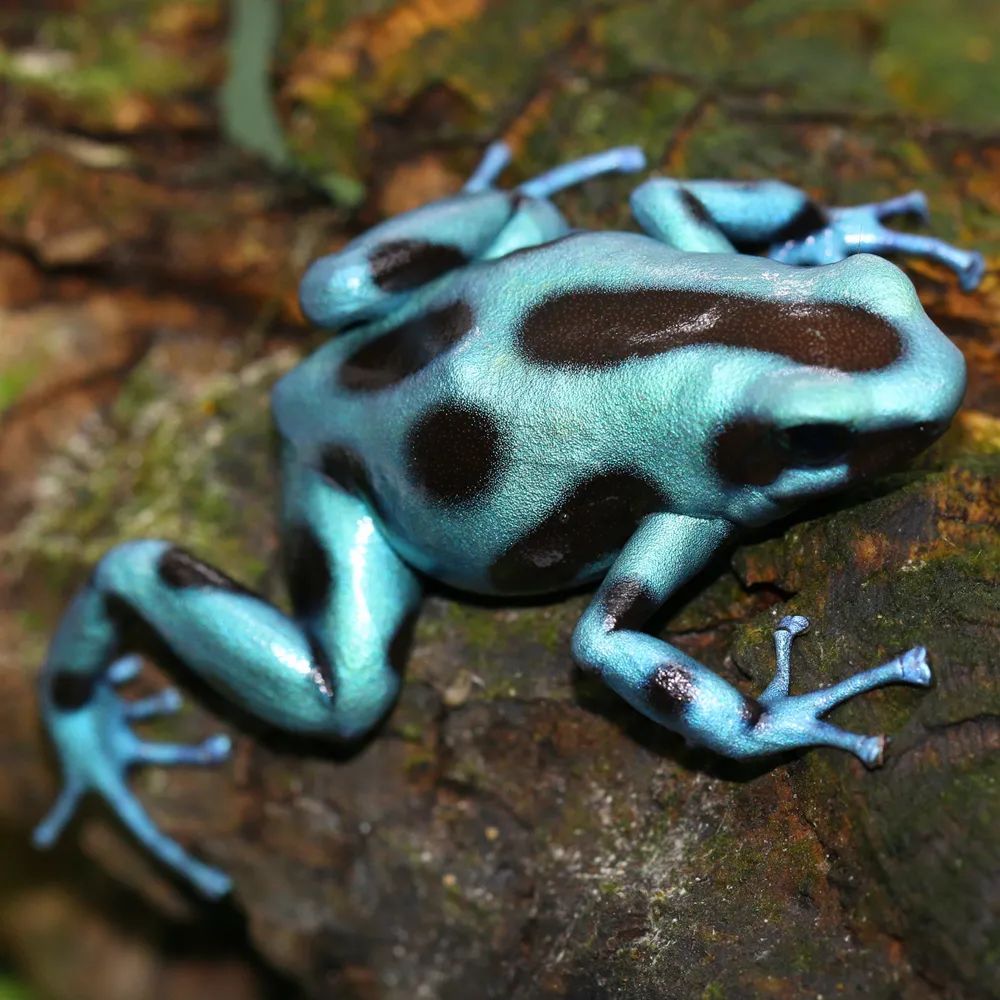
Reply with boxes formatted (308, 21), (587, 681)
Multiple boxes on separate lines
(630, 177), (822, 253)
(572, 513), (933, 764)
(278, 454), (423, 738)
(45, 478), (420, 742)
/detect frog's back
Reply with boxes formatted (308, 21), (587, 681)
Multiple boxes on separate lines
(279, 230), (919, 594)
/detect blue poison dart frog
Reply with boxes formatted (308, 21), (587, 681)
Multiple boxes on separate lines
(34, 141), (985, 898)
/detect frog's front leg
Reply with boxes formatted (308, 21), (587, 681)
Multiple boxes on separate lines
(631, 177), (985, 290)
(34, 453), (420, 897)
(470, 140), (647, 259)
(572, 513), (932, 765)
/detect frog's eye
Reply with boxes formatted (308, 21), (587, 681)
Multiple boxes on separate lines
(778, 423), (853, 467)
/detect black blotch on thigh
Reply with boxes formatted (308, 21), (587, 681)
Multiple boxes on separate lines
(738, 200), (829, 254)
(157, 547), (258, 598)
(369, 239), (468, 293)
(317, 443), (388, 521)
(644, 663), (696, 719)
(319, 444), (371, 496)
(490, 469), (667, 593)
(601, 577), (659, 632)
(680, 188), (714, 226)
(338, 301), (472, 393)
(283, 523), (332, 620)
(49, 671), (98, 711)
(406, 399), (505, 506)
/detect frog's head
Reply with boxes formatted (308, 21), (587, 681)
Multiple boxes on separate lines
(710, 254), (966, 524)
(299, 190), (516, 329)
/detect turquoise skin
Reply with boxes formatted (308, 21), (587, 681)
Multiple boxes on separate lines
(35, 142), (983, 898)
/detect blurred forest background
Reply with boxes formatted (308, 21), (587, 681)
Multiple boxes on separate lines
(0, 1), (997, 998)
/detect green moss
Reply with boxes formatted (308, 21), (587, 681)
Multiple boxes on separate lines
(0, 973), (36, 1000)
(397, 722), (424, 743)
(415, 594), (581, 703)
(877, 0), (1000, 128)
(0, 1), (220, 128)
(3, 351), (295, 598)
(403, 750), (435, 776)
(0, 357), (42, 413)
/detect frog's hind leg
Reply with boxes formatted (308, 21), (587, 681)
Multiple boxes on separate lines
(473, 142), (647, 260)
(518, 145), (646, 198)
(630, 176), (984, 291)
(466, 139), (648, 196)
(34, 453), (420, 897)
(794, 195), (985, 291)
(572, 513), (934, 768)
(301, 141), (649, 329)
(630, 178), (739, 254)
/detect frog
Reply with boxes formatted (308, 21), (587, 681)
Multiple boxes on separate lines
(33, 140), (985, 899)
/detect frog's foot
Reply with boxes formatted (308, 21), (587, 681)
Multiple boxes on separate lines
(34, 655), (233, 899)
(749, 617), (932, 767)
(769, 192), (986, 292)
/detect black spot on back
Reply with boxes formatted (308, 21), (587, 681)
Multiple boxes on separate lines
(644, 663), (696, 719)
(407, 400), (505, 506)
(283, 523), (332, 620)
(369, 239), (468, 293)
(338, 301), (473, 393)
(49, 671), (97, 711)
(319, 444), (371, 496)
(158, 547), (257, 598)
(601, 577), (659, 632)
(515, 289), (901, 373)
(490, 470), (667, 592)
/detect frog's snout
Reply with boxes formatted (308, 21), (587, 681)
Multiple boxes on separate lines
(299, 255), (344, 327)
(299, 254), (373, 328)
(898, 310), (967, 431)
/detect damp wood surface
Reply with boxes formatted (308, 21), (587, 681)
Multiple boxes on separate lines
(0, 2), (998, 998)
